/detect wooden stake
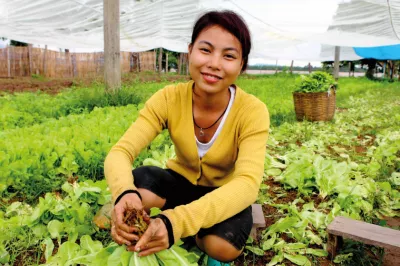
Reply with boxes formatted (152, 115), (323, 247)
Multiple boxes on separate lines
(7, 45), (11, 77)
(158, 48), (163, 73)
(308, 62), (311, 73)
(334, 46), (340, 80)
(28, 44), (33, 76)
(71, 54), (77, 77)
(178, 53), (182, 75)
(138, 53), (141, 72)
(186, 54), (189, 75)
(43, 45), (48, 77)
(65, 49), (71, 77)
(19, 49), (23, 76)
(103, 0), (121, 91)
(154, 50), (156, 71)
(165, 52), (168, 73)
(389, 60), (394, 80)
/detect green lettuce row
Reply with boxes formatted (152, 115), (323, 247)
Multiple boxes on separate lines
(0, 180), (199, 266)
(0, 180), (110, 265)
(41, 238), (198, 266)
(0, 85), (144, 131)
(0, 105), (140, 200)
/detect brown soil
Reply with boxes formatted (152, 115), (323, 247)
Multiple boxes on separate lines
(238, 179), (335, 266)
(0, 77), (74, 94)
(385, 217), (400, 228)
(0, 73), (190, 95)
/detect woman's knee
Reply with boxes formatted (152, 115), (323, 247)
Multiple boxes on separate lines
(137, 188), (166, 213)
(196, 235), (242, 262)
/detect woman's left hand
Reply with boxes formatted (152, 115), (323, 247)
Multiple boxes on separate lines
(128, 218), (169, 256)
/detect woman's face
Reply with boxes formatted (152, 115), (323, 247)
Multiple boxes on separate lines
(188, 25), (243, 95)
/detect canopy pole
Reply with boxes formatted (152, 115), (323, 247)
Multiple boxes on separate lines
(103, 0), (121, 91)
(290, 60), (293, 74)
(348, 61), (351, 77)
(334, 46), (340, 80)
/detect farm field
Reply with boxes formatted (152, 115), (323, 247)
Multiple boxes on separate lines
(0, 74), (399, 265)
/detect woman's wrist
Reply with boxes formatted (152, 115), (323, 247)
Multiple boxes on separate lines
(154, 214), (174, 248)
(114, 190), (142, 205)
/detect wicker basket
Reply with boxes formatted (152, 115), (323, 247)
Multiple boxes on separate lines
(293, 89), (336, 122)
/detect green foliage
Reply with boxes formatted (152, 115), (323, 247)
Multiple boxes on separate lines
(0, 85), (143, 130)
(0, 105), (140, 201)
(1, 74), (399, 265)
(293, 71), (337, 93)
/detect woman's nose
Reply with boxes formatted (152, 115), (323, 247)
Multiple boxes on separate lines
(207, 54), (221, 70)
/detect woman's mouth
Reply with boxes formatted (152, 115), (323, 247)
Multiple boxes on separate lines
(202, 72), (222, 84)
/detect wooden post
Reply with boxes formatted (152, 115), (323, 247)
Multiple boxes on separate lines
(165, 52), (168, 73)
(65, 49), (71, 77)
(154, 50), (156, 71)
(383, 61), (387, 78)
(43, 45), (48, 77)
(308, 62), (311, 73)
(389, 60), (394, 80)
(290, 60), (293, 74)
(178, 53), (182, 75)
(103, 0), (121, 91)
(7, 45), (11, 77)
(137, 53), (141, 72)
(158, 48), (163, 73)
(348, 61), (351, 77)
(334, 46), (340, 80)
(186, 53), (189, 75)
(19, 48), (23, 76)
(71, 54), (77, 77)
(28, 44), (33, 76)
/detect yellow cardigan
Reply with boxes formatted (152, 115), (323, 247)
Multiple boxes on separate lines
(104, 80), (270, 243)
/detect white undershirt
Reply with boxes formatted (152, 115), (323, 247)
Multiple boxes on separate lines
(196, 86), (236, 158)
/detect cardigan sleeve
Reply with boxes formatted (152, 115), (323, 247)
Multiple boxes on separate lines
(104, 87), (169, 202)
(162, 102), (270, 243)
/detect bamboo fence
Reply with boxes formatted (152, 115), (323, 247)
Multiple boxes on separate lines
(0, 46), (156, 78)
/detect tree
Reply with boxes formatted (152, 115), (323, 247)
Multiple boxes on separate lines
(10, 40), (28, 46)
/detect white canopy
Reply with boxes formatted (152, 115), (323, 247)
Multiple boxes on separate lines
(0, 0), (399, 61)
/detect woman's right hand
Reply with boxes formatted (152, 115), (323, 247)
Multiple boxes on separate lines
(111, 192), (145, 246)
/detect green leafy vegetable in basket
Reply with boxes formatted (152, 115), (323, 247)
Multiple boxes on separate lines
(293, 71), (337, 93)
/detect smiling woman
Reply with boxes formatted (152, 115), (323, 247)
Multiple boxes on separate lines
(104, 10), (270, 265)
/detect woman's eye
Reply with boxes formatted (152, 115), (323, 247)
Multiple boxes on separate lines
(225, 54), (236, 59)
(200, 48), (210, 53)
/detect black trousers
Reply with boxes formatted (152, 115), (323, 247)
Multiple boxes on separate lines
(132, 166), (253, 250)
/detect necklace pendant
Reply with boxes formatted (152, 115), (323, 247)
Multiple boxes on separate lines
(199, 128), (205, 137)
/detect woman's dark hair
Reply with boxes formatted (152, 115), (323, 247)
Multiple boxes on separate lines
(191, 10), (251, 73)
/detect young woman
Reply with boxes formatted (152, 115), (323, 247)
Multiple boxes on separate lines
(105, 10), (270, 264)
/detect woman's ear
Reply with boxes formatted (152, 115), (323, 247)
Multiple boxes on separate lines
(188, 43), (193, 54)
(239, 59), (244, 74)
